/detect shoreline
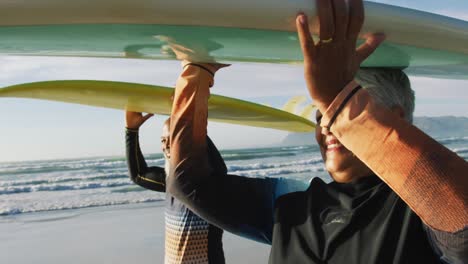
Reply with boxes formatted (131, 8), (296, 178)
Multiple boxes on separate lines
(1, 201), (270, 264)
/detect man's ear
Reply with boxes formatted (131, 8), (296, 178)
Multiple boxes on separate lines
(391, 106), (405, 119)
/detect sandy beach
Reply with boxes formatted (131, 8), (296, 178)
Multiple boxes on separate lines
(0, 145), (321, 264)
(1, 202), (270, 264)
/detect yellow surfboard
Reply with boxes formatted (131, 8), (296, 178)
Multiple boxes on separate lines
(0, 80), (316, 132)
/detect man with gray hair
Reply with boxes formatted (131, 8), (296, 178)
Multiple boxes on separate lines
(167, 66), (466, 264)
(166, 0), (467, 263)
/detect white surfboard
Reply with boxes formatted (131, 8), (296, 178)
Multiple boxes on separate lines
(0, 1), (467, 79)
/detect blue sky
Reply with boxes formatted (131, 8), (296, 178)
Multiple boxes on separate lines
(378, 0), (468, 20)
(1, 1), (468, 162)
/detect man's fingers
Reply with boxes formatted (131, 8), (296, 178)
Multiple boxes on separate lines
(346, 0), (365, 40)
(141, 113), (154, 123)
(317, 0), (335, 41)
(206, 63), (231, 73)
(356, 34), (386, 63)
(332, 0), (348, 41)
(296, 14), (316, 59)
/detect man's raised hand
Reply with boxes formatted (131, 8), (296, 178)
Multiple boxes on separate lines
(296, 0), (385, 112)
(125, 111), (154, 130)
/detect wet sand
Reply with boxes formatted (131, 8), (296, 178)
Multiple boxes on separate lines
(1, 202), (270, 264)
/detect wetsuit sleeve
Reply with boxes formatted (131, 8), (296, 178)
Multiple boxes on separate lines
(320, 80), (468, 233)
(424, 226), (468, 264)
(126, 128), (166, 192)
(167, 63), (277, 244)
(273, 177), (310, 200)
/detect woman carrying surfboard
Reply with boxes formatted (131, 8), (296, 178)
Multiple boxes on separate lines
(124, 114), (226, 264)
(166, 0), (467, 263)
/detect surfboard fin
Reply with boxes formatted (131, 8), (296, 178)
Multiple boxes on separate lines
(282, 95), (307, 114)
(299, 104), (317, 120)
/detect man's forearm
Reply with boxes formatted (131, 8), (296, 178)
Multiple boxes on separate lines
(321, 81), (468, 233)
(125, 129), (166, 192)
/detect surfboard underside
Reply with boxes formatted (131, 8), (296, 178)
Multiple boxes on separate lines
(1, 24), (468, 80)
(0, 80), (316, 132)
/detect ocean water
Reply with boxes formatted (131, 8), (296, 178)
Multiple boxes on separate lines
(1, 136), (467, 216)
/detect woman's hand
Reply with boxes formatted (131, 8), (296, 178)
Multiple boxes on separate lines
(125, 111), (154, 130)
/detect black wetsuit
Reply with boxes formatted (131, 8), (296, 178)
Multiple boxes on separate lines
(269, 176), (462, 263)
(169, 151), (468, 264)
(125, 129), (225, 264)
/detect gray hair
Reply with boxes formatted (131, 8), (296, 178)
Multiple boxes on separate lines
(355, 68), (415, 123)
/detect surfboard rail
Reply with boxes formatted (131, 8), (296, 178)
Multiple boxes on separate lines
(0, 80), (316, 132)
